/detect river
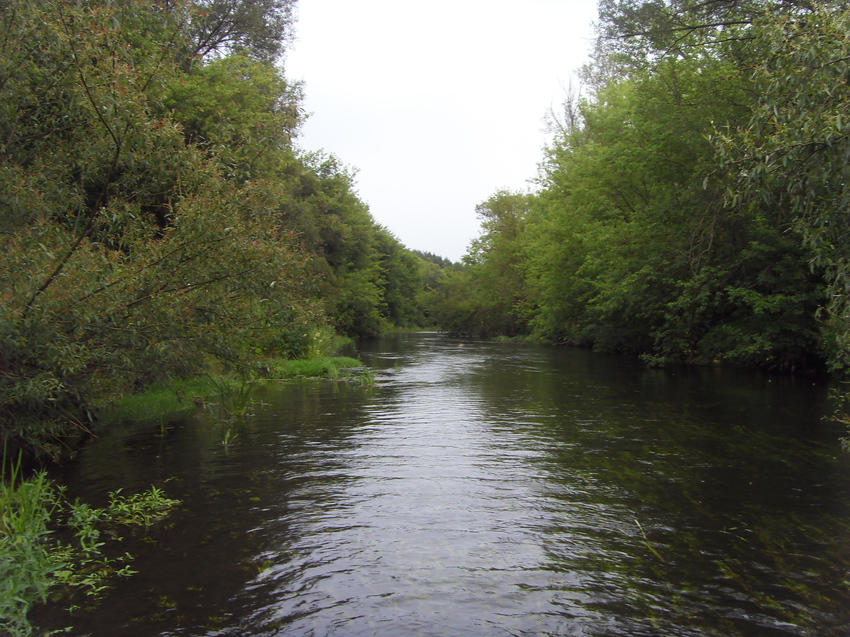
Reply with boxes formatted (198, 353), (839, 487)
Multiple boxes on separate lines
(36, 333), (850, 636)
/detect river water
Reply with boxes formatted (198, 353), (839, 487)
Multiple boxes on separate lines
(36, 333), (850, 636)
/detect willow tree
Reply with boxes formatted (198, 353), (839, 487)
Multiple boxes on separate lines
(714, 2), (850, 371)
(0, 0), (314, 454)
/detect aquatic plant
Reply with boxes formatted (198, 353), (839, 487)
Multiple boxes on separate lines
(634, 519), (664, 562)
(107, 487), (181, 528)
(207, 373), (261, 418)
(222, 429), (238, 448)
(0, 455), (63, 636)
(0, 450), (181, 636)
(101, 376), (217, 424)
(351, 367), (376, 387)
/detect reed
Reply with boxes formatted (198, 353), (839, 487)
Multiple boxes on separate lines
(0, 450), (63, 636)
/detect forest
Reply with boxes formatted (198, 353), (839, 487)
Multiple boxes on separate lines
(430, 0), (850, 379)
(2, 0), (850, 459)
(0, 0), (438, 457)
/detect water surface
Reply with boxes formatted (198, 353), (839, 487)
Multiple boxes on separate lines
(37, 334), (850, 636)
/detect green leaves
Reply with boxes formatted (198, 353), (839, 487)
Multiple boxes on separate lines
(0, 0), (318, 452)
(437, 11), (828, 370)
(714, 2), (850, 370)
(163, 54), (301, 180)
(0, 0), (428, 454)
(1, 458), (180, 636)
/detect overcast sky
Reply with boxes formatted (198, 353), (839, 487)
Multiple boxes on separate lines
(285, 0), (600, 262)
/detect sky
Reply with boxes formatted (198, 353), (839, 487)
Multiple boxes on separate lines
(285, 0), (600, 262)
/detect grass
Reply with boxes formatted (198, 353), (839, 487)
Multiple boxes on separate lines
(492, 334), (541, 343)
(100, 355), (373, 426)
(0, 453), (62, 636)
(100, 376), (218, 424)
(266, 356), (364, 380)
(207, 374), (259, 417)
(267, 356), (375, 386)
(634, 519), (665, 562)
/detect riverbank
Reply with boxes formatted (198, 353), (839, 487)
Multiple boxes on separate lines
(99, 355), (371, 425)
(0, 352), (374, 636)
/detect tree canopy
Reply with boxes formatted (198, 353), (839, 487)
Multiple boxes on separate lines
(7, 0), (846, 455)
(0, 0), (432, 455)
(433, 0), (846, 375)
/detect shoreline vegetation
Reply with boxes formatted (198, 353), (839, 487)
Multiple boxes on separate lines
(1, 346), (375, 637)
(0, 0), (440, 468)
(1, 447), (182, 637)
(101, 353), (374, 426)
(4, 0), (848, 463)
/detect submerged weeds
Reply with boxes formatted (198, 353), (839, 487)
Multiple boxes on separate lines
(221, 428), (238, 448)
(634, 519), (665, 562)
(347, 367), (376, 387)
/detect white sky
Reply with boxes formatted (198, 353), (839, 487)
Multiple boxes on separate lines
(285, 0), (599, 262)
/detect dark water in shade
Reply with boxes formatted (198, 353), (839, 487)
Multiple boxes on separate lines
(35, 333), (850, 636)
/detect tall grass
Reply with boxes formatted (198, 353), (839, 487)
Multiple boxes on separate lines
(101, 351), (368, 426)
(207, 373), (260, 417)
(268, 356), (362, 379)
(99, 376), (218, 424)
(0, 454), (63, 637)
(306, 326), (352, 358)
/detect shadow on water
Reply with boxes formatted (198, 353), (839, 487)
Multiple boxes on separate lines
(34, 333), (850, 636)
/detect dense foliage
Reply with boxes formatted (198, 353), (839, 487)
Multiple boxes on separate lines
(8, 0), (846, 458)
(435, 0), (848, 376)
(0, 0), (431, 455)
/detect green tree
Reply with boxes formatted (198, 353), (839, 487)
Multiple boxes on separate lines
(529, 61), (722, 354)
(276, 153), (391, 337)
(428, 191), (531, 337)
(374, 228), (427, 328)
(713, 2), (850, 371)
(0, 0), (315, 454)
(186, 0), (296, 62)
(162, 53), (303, 181)
(424, 0), (828, 372)
(510, 0), (825, 368)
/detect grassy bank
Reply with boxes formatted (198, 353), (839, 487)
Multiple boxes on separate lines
(99, 355), (371, 425)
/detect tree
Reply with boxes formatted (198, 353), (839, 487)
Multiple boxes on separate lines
(514, 1), (824, 368)
(593, 0), (812, 73)
(162, 53), (303, 181)
(276, 153), (397, 337)
(440, 34), (825, 368)
(427, 191), (532, 337)
(185, 0), (296, 62)
(0, 0), (314, 454)
(374, 228), (427, 328)
(714, 2), (850, 370)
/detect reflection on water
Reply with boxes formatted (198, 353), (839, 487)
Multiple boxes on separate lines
(37, 334), (850, 636)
